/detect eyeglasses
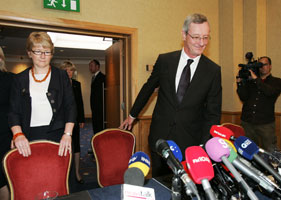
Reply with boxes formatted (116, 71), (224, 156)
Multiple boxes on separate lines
(187, 32), (210, 43)
(31, 50), (52, 56)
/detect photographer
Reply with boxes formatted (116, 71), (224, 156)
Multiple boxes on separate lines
(237, 56), (281, 151)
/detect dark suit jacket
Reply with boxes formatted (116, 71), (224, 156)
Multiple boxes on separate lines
(0, 72), (13, 137)
(130, 50), (222, 153)
(8, 66), (77, 139)
(90, 72), (105, 111)
(72, 79), (85, 123)
(90, 71), (105, 132)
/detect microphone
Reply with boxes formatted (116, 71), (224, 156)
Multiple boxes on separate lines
(155, 139), (199, 198)
(128, 151), (150, 177)
(166, 140), (183, 200)
(234, 136), (281, 184)
(205, 137), (258, 200)
(224, 139), (280, 197)
(167, 140), (183, 162)
(210, 125), (235, 140)
(185, 146), (217, 200)
(238, 155), (281, 191)
(211, 125), (272, 156)
(211, 163), (239, 199)
(124, 151), (151, 186)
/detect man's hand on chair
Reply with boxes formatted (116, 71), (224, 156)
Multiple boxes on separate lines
(119, 115), (135, 130)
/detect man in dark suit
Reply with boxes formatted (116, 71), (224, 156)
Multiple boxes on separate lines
(89, 59), (106, 134)
(120, 13), (222, 177)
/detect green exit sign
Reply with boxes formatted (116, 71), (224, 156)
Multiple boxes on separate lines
(43, 0), (80, 12)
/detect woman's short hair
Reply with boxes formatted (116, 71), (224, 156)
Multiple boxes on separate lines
(26, 32), (54, 54)
(182, 13), (208, 33)
(0, 47), (7, 72)
(60, 60), (77, 71)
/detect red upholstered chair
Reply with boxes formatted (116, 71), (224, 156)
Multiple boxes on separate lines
(221, 123), (245, 138)
(91, 128), (135, 187)
(3, 140), (71, 200)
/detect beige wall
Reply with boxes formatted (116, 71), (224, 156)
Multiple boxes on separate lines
(219, 0), (281, 113)
(2, 0), (281, 116)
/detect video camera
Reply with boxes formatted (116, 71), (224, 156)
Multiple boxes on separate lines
(237, 52), (263, 81)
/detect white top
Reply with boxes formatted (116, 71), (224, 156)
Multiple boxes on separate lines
(29, 71), (52, 127)
(175, 48), (201, 92)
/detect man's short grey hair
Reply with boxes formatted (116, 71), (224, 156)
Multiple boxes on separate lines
(182, 13), (208, 33)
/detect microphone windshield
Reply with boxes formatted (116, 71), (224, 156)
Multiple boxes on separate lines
(167, 140), (183, 161)
(224, 139), (238, 163)
(123, 167), (145, 186)
(210, 125), (234, 140)
(155, 139), (169, 155)
(185, 146), (214, 184)
(234, 136), (259, 160)
(205, 137), (230, 162)
(128, 151), (150, 177)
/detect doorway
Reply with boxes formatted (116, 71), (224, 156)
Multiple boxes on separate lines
(0, 12), (137, 125)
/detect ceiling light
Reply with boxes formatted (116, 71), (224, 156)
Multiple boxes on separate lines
(47, 32), (113, 50)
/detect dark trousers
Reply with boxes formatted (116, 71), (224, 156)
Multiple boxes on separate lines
(29, 126), (63, 143)
(241, 120), (277, 151)
(91, 112), (104, 134)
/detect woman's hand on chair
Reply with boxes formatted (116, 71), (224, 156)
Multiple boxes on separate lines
(14, 136), (31, 157)
(59, 134), (72, 156)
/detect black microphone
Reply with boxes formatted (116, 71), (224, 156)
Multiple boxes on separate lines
(155, 139), (199, 198)
(211, 163), (239, 200)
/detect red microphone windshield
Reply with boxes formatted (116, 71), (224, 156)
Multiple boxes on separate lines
(185, 146), (214, 184)
(210, 125), (234, 140)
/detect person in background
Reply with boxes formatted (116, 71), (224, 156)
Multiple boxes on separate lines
(60, 61), (85, 184)
(0, 47), (12, 200)
(119, 13), (222, 177)
(8, 31), (76, 158)
(89, 59), (105, 134)
(237, 56), (281, 151)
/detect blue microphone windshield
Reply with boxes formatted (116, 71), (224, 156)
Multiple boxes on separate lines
(167, 140), (183, 161)
(234, 136), (259, 160)
(128, 151), (150, 176)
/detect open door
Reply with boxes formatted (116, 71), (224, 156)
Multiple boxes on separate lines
(105, 40), (123, 128)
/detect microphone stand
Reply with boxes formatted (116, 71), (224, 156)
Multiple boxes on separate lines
(171, 174), (182, 200)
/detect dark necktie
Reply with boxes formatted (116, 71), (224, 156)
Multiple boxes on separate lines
(176, 59), (194, 103)
(91, 74), (96, 84)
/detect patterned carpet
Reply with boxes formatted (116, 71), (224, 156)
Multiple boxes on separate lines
(72, 119), (99, 192)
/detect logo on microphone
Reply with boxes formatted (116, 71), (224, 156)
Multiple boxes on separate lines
(214, 130), (226, 138)
(192, 156), (211, 164)
(241, 139), (252, 149)
(129, 156), (137, 163)
(141, 156), (150, 166)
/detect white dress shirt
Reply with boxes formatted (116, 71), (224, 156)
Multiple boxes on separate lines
(175, 48), (201, 92)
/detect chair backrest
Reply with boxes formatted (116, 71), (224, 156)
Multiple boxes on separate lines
(3, 140), (71, 200)
(221, 123), (245, 138)
(91, 128), (135, 187)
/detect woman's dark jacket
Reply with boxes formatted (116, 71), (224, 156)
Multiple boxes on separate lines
(8, 66), (77, 138)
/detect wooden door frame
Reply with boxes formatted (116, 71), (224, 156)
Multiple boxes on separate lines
(0, 10), (137, 119)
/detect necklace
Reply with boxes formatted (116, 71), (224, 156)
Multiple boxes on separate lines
(31, 66), (51, 83)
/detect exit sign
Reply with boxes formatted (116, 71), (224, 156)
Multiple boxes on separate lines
(43, 0), (80, 12)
